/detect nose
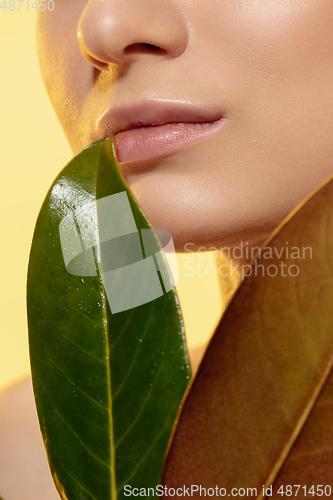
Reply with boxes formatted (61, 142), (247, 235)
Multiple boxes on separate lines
(78, 0), (189, 70)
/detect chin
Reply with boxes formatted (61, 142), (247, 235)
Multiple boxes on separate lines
(126, 177), (275, 253)
(159, 225), (272, 254)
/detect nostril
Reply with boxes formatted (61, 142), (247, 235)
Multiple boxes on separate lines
(141, 43), (161, 51)
(86, 53), (109, 71)
(124, 42), (167, 55)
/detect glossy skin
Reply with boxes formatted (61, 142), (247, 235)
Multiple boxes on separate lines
(37, 0), (333, 250)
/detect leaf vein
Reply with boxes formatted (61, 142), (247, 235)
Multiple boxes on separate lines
(115, 362), (164, 448)
(43, 248), (104, 329)
(39, 307), (106, 364)
(39, 378), (110, 468)
(113, 315), (153, 400)
(117, 419), (169, 492)
(57, 462), (100, 500)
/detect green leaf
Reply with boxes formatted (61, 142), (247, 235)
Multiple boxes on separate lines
(27, 137), (191, 500)
(163, 176), (333, 495)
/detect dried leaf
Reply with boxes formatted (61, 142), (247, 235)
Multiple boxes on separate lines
(163, 177), (333, 497)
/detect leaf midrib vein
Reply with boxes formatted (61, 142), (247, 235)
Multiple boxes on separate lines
(101, 272), (117, 500)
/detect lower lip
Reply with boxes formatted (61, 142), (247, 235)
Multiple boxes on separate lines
(114, 120), (225, 164)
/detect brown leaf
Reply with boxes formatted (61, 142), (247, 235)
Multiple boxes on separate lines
(271, 372), (333, 498)
(163, 177), (333, 498)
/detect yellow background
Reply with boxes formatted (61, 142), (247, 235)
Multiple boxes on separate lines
(0, 8), (224, 391)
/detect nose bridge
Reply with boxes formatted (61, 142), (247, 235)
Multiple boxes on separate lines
(78, 0), (189, 67)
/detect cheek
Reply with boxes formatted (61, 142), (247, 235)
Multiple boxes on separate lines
(236, 1), (333, 204)
(187, 0), (333, 129)
(195, 0), (333, 85)
(36, 5), (91, 150)
(228, 1), (333, 84)
(209, 0), (333, 199)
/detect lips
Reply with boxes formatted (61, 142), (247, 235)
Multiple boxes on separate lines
(97, 100), (225, 164)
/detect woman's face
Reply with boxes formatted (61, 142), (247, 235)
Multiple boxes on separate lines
(37, 0), (333, 250)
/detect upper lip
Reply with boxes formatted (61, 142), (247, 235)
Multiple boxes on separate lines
(97, 99), (224, 138)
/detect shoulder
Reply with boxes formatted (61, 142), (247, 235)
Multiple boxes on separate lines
(0, 378), (59, 500)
